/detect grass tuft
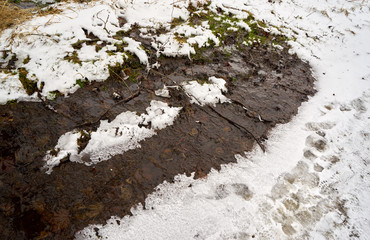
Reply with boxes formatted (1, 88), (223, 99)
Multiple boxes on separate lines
(0, 0), (32, 32)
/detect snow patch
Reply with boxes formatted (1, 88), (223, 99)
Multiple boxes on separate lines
(43, 100), (181, 173)
(182, 76), (230, 106)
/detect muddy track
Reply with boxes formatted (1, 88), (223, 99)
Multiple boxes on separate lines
(0, 42), (315, 239)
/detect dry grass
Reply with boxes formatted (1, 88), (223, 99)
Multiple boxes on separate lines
(0, 0), (93, 34)
(0, 0), (33, 32)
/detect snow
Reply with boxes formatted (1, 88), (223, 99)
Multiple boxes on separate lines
(122, 37), (149, 66)
(0, 2), (126, 99)
(74, 0), (370, 239)
(0, 72), (38, 103)
(0, 0), (217, 101)
(182, 76), (230, 106)
(154, 85), (171, 98)
(43, 100), (181, 173)
(1, 0), (369, 238)
(0, 0), (260, 103)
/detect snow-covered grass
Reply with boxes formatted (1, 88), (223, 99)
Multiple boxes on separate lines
(0, 0), (284, 103)
(73, 0), (370, 239)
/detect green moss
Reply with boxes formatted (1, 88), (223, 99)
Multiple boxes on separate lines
(72, 39), (101, 50)
(190, 45), (207, 64)
(174, 33), (188, 44)
(187, 6), (289, 50)
(95, 45), (102, 52)
(114, 41), (128, 52)
(72, 40), (86, 49)
(64, 51), (82, 65)
(75, 78), (88, 88)
(171, 17), (185, 29)
(7, 99), (17, 104)
(48, 90), (62, 100)
(108, 51), (144, 84)
(196, 77), (210, 85)
(49, 148), (60, 157)
(185, 7), (290, 64)
(106, 41), (130, 56)
(39, 81), (45, 91)
(77, 130), (91, 153)
(114, 30), (129, 38)
(113, 24), (140, 40)
(18, 68), (37, 95)
(23, 55), (30, 64)
(2, 51), (9, 60)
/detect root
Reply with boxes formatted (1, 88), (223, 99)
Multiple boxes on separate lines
(207, 105), (266, 152)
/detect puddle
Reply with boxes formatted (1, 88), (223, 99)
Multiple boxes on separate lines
(0, 40), (315, 239)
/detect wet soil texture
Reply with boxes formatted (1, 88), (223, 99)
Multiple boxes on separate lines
(0, 41), (315, 239)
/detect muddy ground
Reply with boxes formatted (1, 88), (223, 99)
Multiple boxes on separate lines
(0, 41), (315, 239)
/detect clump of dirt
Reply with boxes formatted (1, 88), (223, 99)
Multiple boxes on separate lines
(0, 21), (315, 240)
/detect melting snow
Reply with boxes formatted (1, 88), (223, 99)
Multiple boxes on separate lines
(182, 76), (230, 106)
(43, 100), (181, 173)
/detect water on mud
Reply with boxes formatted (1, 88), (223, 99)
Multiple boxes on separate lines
(0, 41), (315, 239)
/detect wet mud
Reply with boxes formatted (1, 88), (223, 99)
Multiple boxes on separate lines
(0, 42), (315, 239)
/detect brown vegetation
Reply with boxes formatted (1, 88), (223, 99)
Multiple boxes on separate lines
(0, 0), (32, 32)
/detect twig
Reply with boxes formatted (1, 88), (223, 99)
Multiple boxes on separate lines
(207, 105), (266, 152)
(75, 90), (140, 128)
(148, 68), (178, 83)
(230, 98), (271, 122)
(179, 83), (266, 152)
(36, 91), (75, 122)
(107, 65), (133, 95)
(277, 83), (308, 95)
(96, 10), (110, 35)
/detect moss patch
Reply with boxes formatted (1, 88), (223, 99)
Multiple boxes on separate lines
(18, 68), (37, 95)
(64, 51), (82, 65)
(23, 55), (30, 64)
(77, 130), (91, 153)
(75, 78), (88, 88)
(185, 6), (290, 61)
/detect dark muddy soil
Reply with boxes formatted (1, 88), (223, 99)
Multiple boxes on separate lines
(0, 42), (315, 239)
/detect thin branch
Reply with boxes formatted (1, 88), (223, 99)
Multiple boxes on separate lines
(207, 105), (266, 152)
(230, 98), (272, 122)
(277, 83), (308, 95)
(75, 90), (141, 128)
(179, 84), (266, 152)
(107, 65), (134, 95)
(96, 10), (110, 35)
